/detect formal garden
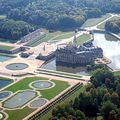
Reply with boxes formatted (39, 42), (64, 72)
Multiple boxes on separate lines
(0, 76), (70, 120)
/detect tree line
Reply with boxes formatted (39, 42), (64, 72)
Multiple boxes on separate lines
(0, 19), (34, 40)
(0, 0), (120, 40)
(50, 68), (120, 120)
(105, 19), (120, 34)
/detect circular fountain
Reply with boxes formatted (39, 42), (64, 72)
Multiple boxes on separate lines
(6, 63), (28, 70)
(31, 80), (54, 90)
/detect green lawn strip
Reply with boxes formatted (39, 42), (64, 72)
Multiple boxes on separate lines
(53, 32), (75, 40)
(5, 107), (35, 120)
(27, 32), (61, 47)
(0, 45), (14, 50)
(40, 86), (85, 120)
(40, 80), (70, 100)
(0, 77), (12, 80)
(4, 77), (48, 93)
(82, 14), (111, 28)
(40, 32), (60, 41)
(76, 34), (91, 45)
(97, 16), (120, 29)
(25, 34), (46, 47)
(12, 73), (34, 77)
(38, 69), (82, 78)
(0, 53), (16, 57)
(26, 31), (75, 47)
(113, 71), (120, 76)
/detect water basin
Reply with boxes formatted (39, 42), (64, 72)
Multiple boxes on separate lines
(6, 63), (28, 70)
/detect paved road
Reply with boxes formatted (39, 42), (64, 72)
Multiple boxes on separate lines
(86, 13), (120, 30)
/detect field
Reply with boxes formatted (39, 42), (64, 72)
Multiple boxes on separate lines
(0, 76), (70, 120)
(38, 69), (82, 79)
(114, 71), (120, 76)
(26, 31), (75, 47)
(82, 14), (111, 28)
(52, 32), (75, 40)
(76, 34), (91, 45)
(0, 45), (14, 50)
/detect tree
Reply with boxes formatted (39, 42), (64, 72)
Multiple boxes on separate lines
(111, 92), (119, 105)
(91, 69), (114, 87)
(105, 20), (120, 33)
(0, 19), (34, 40)
(101, 101), (117, 119)
(75, 110), (86, 120)
(116, 84), (120, 96)
(108, 110), (117, 120)
(103, 93), (111, 102)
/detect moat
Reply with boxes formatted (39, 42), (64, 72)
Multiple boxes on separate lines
(41, 58), (89, 75)
(41, 32), (120, 73)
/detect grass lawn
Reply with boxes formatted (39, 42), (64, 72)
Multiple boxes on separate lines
(26, 31), (75, 47)
(97, 16), (120, 29)
(40, 80), (70, 100)
(0, 45), (14, 50)
(0, 53), (16, 57)
(4, 77), (70, 100)
(39, 69), (82, 78)
(5, 107), (35, 120)
(3, 77), (70, 120)
(114, 71), (120, 76)
(5, 77), (48, 92)
(25, 34), (46, 47)
(26, 32), (62, 47)
(52, 32), (75, 40)
(76, 34), (91, 45)
(40, 85), (85, 120)
(82, 14), (111, 28)
(0, 77), (12, 80)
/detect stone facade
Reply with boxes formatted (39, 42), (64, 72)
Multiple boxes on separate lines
(56, 40), (103, 66)
(36, 52), (55, 61)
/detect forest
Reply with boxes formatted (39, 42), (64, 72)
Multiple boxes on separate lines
(0, 19), (34, 40)
(105, 19), (120, 34)
(50, 68), (120, 120)
(0, 0), (120, 39)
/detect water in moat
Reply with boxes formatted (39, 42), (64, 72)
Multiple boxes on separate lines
(93, 33), (120, 70)
(41, 32), (120, 72)
(41, 59), (89, 75)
